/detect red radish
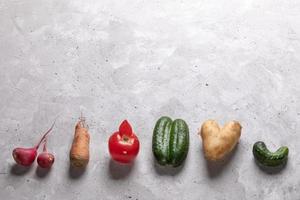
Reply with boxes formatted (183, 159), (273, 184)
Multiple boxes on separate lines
(12, 121), (56, 167)
(12, 147), (37, 167)
(37, 139), (55, 168)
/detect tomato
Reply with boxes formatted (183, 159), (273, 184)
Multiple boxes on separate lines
(108, 120), (140, 163)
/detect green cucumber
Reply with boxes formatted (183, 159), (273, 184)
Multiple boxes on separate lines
(152, 116), (189, 167)
(253, 141), (289, 167)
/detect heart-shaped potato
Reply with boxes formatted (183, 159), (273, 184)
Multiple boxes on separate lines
(199, 120), (242, 161)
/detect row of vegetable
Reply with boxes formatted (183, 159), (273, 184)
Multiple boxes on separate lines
(12, 116), (289, 171)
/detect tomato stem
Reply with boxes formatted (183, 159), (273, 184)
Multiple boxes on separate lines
(122, 136), (129, 142)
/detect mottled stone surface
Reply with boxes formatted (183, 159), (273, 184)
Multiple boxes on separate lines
(0, 0), (300, 199)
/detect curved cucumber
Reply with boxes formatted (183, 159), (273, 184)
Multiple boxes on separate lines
(253, 141), (289, 167)
(152, 117), (189, 167)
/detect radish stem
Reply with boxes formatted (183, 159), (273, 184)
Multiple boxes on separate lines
(34, 119), (56, 149)
(42, 138), (47, 152)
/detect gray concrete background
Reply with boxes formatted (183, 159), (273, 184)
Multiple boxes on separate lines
(0, 0), (300, 199)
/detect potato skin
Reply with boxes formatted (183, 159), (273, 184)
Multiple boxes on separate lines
(70, 121), (90, 168)
(200, 120), (241, 161)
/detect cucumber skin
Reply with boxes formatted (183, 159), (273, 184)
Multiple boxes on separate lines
(152, 117), (172, 166)
(152, 117), (189, 167)
(253, 141), (289, 167)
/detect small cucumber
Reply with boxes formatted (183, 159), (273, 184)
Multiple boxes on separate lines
(253, 141), (289, 167)
(152, 117), (189, 167)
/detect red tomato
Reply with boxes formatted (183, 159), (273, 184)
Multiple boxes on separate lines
(108, 120), (140, 163)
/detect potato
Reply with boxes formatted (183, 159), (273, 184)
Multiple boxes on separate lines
(199, 120), (242, 161)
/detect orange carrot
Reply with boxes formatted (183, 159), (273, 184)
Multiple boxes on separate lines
(69, 118), (90, 168)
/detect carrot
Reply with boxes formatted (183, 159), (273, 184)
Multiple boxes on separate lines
(69, 118), (90, 168)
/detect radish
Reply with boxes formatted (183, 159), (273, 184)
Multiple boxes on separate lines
(37, 138), (55, 168)
(12, 121), (56, 167)
(12, 147), (37, 167)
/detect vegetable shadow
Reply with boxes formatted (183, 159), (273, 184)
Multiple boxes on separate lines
(35, 166), (51, 178)
(108, 159), (134, 180)
(205, 145), (239, 178)
(153, 158), (185, 176)
(253, 158), (288, 174)
(68, 164), (86, 179)
(10, 164), (32, 176)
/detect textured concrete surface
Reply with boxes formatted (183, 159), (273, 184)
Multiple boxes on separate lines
(1, 0), (300, 199)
